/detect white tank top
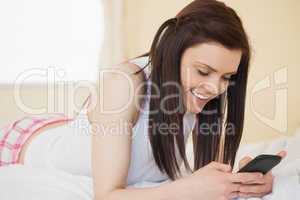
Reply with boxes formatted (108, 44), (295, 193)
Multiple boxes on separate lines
(126, 56), (197, 185)
(24, 56), (197, 187)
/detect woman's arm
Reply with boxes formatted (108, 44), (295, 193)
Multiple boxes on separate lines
(88, 62), (169, 200)
(101, 183), (176, 200)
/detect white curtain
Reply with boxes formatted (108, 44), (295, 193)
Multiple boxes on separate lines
(0, 0), (104, 83)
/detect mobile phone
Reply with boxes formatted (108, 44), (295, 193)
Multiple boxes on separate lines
(237, 154), (282, 174)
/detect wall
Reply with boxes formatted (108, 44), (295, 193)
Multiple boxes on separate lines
(1, 0), (299, 144)
(0, 84), (90, 127)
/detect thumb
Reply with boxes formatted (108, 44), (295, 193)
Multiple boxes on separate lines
(239, 156), (253, 169)
(208, 162), (232, 172)
(277, 150), (287, 158)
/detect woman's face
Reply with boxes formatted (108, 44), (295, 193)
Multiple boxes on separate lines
(180, 42), (242, 114)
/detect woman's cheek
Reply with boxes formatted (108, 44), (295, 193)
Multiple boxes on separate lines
(219, 81), (230, 94)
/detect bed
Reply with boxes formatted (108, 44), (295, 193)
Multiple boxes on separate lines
(0, 129), (299, 200)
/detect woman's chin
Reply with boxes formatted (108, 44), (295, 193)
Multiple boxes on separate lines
(184, 92), (211, 114)
(186, 104), (204, 114)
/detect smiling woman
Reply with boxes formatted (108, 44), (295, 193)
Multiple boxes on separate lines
(0, 1), (290, 200)
(132, 0), (251, 181)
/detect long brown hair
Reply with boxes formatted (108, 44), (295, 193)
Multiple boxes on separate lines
(134, 0), (251, 180)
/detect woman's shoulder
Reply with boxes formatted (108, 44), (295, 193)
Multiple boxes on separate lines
(87, 59), (147, 125)
(120, 55), (150, 74)
(126, 55), (150, 68)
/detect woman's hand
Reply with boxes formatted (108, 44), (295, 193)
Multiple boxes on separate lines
(237, 151), (287, 198)
(172, 161), (264, 200)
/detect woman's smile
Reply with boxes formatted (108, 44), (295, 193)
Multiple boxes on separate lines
(191, 88), (210, 100)
(190, 88), (211, 106)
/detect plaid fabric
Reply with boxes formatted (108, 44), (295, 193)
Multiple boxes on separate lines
(0, 113), (72, 166)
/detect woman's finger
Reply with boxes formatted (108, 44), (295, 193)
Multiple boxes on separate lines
(277, 150), (287, 158)
(230, 172), (263, 183)
(239, 192), (264, 198)
(238, 156), (253, 169)
(239, 183), (271, 194)
(228, 192), (239, 199)
(228, 183), (241, 192)
(244, 172), (272, 184)
(243, 178), (266, 184)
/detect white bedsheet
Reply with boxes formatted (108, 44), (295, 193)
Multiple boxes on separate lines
(0, 130), (299, 200)
(0, 165), (94, 200)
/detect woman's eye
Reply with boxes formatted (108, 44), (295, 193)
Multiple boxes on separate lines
(197, 70), (209, 76)
(222, 75), (231, 81)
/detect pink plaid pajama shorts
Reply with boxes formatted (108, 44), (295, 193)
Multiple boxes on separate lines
(0, 113), (72, 166)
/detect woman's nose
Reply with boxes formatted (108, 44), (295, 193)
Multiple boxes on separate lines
(204, 83), (218, 95)
(199, 77), (226, 96)
(194, 82), (218, 97)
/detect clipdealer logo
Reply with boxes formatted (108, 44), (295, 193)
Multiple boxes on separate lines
(250, 67), (288, 134)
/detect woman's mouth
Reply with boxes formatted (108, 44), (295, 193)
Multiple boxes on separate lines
(191, 88), (210, 100)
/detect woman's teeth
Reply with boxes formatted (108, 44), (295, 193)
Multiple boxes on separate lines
(191, 90), (210, 100)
